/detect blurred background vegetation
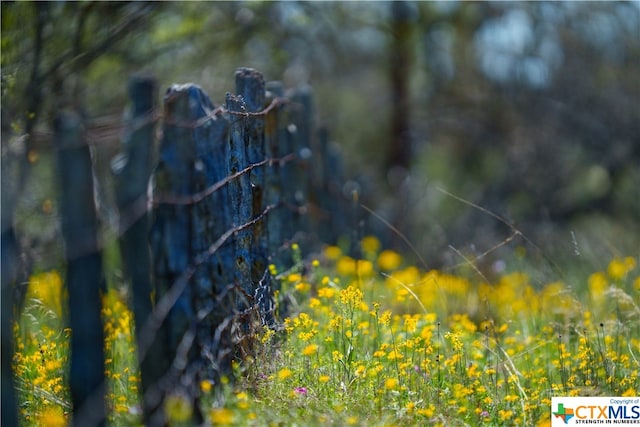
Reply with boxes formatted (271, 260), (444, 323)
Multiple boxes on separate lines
(2, 1), (639, 282)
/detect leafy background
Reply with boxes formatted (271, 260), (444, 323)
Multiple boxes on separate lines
(3, 2), (638, 275)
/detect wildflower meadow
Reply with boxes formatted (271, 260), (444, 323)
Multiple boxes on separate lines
(12, 239), (640, 426)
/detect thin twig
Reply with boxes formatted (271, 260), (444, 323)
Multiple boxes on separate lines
(436, 187), (564, 278)
(360, 204), (429, 270)
(448, 244), (490, 284)
(381, 272), (429, 315)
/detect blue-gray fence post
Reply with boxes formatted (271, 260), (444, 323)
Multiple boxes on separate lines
(265, 81), (294, 261)
(234, 68), (274, 326)
(150, 83), (234, 423)
(315, 126), (347, 243)
(111, 75), (163, 422)
(225, 92), (253, 308)
(1, 227), (18, 427)
(186, 85), (235, 375)
(55, 110), (106, 427)
(290, 86), (314, 243)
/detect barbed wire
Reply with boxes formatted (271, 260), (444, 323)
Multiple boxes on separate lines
(18, 96), (293, 150)
(154, 153), (297, 206)
(7, 92), (305, 260)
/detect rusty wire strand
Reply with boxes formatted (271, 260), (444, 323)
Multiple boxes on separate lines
(21, 96), (290, 149)
(153, 153), (297, 206)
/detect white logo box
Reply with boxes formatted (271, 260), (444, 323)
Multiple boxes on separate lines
(551, 397), (640, 426)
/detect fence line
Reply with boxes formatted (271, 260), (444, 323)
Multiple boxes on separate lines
(5, 67), (355, 425)
(123, 68), (350, 424)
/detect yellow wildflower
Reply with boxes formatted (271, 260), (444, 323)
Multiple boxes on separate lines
(417, 405), (435, 417)
(324, 245), (342, 260)
(295, 281), (311, 293)
(379, 310), (392, 326)
(378, 249), (402, 271)
(200, 380), (213, 393)
(37, 406), (66, 427)
(336, 256), (357, 276)
(236, 391), (249, 409)
(210, 408), (234, 426)
(302, 344), (319, 356)
(277, 368), (293, 380)
(384, 377), (399, 390)
(268, 263), (278, 275)
(361, 235), (381, 255)
(589, 272), (608, 301)
(608, 257), (636, 281)
(288, 273), (302, 283)
(164, 393), (193, 423)
(339, 286), (364, 307)
(387, 349), (404, 361)
(309, 297), (322, 308)
(318, 286), (337, 299)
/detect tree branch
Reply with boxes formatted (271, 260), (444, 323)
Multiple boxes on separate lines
(44, 2), (156, 79)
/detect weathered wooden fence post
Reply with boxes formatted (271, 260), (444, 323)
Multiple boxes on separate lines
(234, 67), (274, 326)
(111, 75), (164, 422)
(55, 110), (106, 427)
(265, 81), (294, 263)
(225, 91), (254, 309)
(150, 83), (234, 423)
(289, 86), (314, 244)
(315, 126), (348, 243)
(1, 223), (18, 427)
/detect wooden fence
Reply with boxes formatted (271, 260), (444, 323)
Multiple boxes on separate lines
(9, 67), (353, 425)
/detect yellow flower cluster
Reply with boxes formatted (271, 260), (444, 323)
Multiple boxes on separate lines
(102, 288), (141, 423)
(253, 242), (639, 425)
(12, 243), (639, 426)
(13, 271), (70, 425)
(14, 272), (142, 425)
(25, 270), (65, 318)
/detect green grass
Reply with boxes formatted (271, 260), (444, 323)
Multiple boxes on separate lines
(12, 239), (640, 426)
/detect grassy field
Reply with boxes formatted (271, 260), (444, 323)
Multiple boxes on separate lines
(12, 238), (640, 426)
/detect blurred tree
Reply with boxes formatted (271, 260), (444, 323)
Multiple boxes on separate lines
(2, 1), (161, 247)
(409, 1), (640, 265)
(387, 1), (417, 175)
